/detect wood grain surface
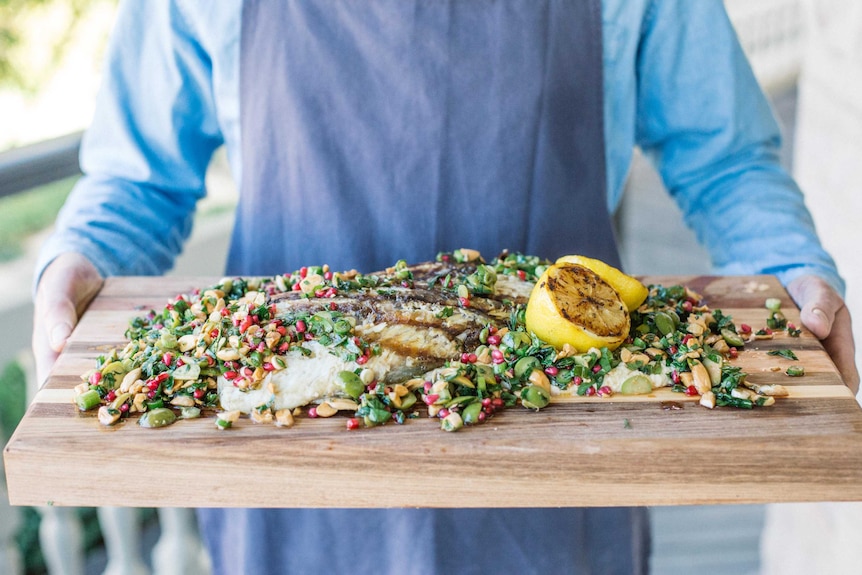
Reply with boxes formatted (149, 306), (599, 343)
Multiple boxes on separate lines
(5, 275), (862, 508)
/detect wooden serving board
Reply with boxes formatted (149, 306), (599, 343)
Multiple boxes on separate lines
(5, 275), (862, 508)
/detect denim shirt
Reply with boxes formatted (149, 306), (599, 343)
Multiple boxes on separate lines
(38, 0), (842, 294)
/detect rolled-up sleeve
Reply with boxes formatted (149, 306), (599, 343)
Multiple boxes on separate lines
(36, 0), (223, 285)
(634, 0), (843, 294)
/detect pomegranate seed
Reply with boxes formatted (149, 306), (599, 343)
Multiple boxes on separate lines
(437, 408), (450, 419)
(729, 347), (738, 359)
(329, 302), (337, 310)
(481, 398), (492, 408)
(263, 362), (275, 371)
(324, 271), (333, 281)
(315, 289), (326, 298)
(356, 355), (368, 365)
(491, 397), (505, 409)
(739, 323), (752, 334)
(592, 364), (602, 373)
(220, 307), (231, 317)
(669, 345), (678, 355)
(544, 366), (559, 376)
(478, 411), (487, 422)
(461, 353), (470, 363)
(586, 386), (597, 396)
(278, 343), (290, 353)
(119, 403), (130, 413)
(684, 385), (699, 396)
(682, 334), (695, 345)
(308, 406), (318, 418)
(517, 270), (527, 281)
(106, 390), (116, 402)
(491, 350), (505, 364)
(146, 380), (160, 391)
(240, 317), (253, 334)
(276, 326), (287, 336)
(459, 296), (470, 307)
(424, 381), (433, 393)
(346, 418), (360, 430)
(210, 328), (220, 339)
(193, 388), (205, 399)
(256, 342), (266, 352)
(206, 355), (215, 366)
(787, 323), (796, 331)
(671, 370), (680, 384)
(292, 283), (302, 291)
(147, 390), (156, 399)
(441, 254), (450, 262)
(300, 267), (308, 278)
(468, 353), (477, 363)
(89, 372), (102, 386)
(487, 335), (502, 346)
(424, 394), (439, 405)
(176, 358), (185, 367)
(682, 300), (693, 313)
(242, 367), (253, 377)
(295, 320), (306, 333)
(598, 385), (612, 397)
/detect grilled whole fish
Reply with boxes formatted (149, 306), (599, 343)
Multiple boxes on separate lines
(218, 260), (535, 413)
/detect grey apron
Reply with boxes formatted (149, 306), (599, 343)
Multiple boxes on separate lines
(198, 1), (648, 573)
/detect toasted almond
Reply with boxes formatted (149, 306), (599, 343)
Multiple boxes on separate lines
(327, 398), (359, 411)
(315, 402), (337, 418)
(275, 409), (295, 428)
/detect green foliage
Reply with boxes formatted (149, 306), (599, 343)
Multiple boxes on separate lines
(0, 0), (113, 91)
(0, 175), (77, 262)
(0, 359), (26, 440)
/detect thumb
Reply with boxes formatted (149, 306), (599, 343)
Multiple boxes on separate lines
(787, 275), (843, 339)
(33, 253), (103, 385)
(43, 294), (78, 352)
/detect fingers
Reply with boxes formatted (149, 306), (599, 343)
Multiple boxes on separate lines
(787, 275), (844, 340)
(822, 306), (860, 395)
(787, 275), (859, 393)
(32, 253), (103, 386)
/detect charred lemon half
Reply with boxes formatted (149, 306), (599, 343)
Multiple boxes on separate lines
(525, 263), (630, 352)
(555, 255), (648, 312)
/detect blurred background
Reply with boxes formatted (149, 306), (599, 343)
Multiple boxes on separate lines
(1, 0), (860, 573)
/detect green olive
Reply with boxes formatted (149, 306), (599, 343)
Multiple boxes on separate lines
(514, 356), (541, 379)
(520, 385), (550, 410)
(337, 370), (365, 399)
(396, 392), (417, 411)
(654, 311), (675, 336)
(138, 407), (177, 429)
(620, 374), (653, 395)
(462, 401), (483, 424)
(720, 328), (745, 348)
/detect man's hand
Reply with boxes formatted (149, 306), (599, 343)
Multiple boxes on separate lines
(787, 274), (859, 395)
(33, 253), (103, 386)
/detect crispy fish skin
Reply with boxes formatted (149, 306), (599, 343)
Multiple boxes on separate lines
(218, 261), (535, 413)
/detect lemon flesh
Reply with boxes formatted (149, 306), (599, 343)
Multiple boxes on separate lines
(555, 255), (647, 312)
(525, 263), (630, 352)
